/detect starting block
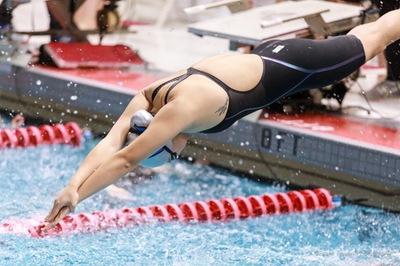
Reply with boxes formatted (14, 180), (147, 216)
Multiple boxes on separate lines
(188, 0), (374, 49)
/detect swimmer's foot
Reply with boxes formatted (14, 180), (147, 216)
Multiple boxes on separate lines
(365, 80), (400, 100)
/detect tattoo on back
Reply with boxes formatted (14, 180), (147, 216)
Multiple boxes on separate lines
(215, 98), (229, 116)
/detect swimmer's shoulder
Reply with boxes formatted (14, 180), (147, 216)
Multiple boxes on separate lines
(142, 69), (188, 101)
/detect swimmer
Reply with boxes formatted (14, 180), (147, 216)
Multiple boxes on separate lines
(45, 9), (400, 226)
(11, 114), (24, 128)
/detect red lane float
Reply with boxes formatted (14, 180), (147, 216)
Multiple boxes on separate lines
(0, 188), (333, 238)
(0, 122), (82, 148)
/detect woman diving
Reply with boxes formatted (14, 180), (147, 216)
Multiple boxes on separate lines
(46, 9), (400, 226)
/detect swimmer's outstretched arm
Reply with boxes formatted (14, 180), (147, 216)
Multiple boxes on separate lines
(46, 98), (194, 225)
(68, 92), (150, 190)
(45, 92), (150, 223)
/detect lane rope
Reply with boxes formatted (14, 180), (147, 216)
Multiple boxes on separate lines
(0, 188), (335, 238)
(0, 122), (82, 148)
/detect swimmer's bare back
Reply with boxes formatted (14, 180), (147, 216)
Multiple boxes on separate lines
(143, 53), (264, 133)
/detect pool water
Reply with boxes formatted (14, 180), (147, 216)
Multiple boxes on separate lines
(1, 136), (400, 265)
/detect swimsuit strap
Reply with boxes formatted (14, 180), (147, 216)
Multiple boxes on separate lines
(151, 74), (186, 102)
(187, 67), (232, 93)
(152, 67), (233, 106)
(163, 74), (191, 105)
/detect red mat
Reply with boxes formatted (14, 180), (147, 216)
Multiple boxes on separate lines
(260, 112), (400, 151)
(44, 42), (145, 69)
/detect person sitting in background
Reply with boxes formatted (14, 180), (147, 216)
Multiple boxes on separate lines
(47, 0), (119, 43)
(0, 0), (109, 42)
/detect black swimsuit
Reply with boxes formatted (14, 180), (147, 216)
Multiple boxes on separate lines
(151, 35), (366, 133)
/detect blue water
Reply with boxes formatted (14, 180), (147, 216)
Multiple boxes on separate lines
(0, 135), (400, 265)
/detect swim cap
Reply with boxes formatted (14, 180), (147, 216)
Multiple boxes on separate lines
(125, 110), (177, 168)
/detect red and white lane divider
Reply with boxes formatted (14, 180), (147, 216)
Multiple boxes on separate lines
(0, 188), (333, 238)
(0, 122), (82, 148)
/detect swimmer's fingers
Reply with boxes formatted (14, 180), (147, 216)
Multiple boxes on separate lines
(45, 200), (76, 223)
(45, 187), (79, 222)
(46, 206), (71, 229)
(45, 199), (63, 223)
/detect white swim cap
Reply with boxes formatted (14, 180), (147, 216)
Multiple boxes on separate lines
(125, 110), (177, 168)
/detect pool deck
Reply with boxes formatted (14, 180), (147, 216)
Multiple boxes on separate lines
(1, 59), (399, 211)
(0, 61), (158, 133)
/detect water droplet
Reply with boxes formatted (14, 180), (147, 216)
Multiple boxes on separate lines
(36, 80), (41, 86)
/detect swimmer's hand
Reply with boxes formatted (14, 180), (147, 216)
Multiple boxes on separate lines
(45, 185), (79, 227)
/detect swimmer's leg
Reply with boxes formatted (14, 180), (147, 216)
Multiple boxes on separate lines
(256, 36), (366, 98)
(348, 9), (400, 61)
(255, 11), (400, 102)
